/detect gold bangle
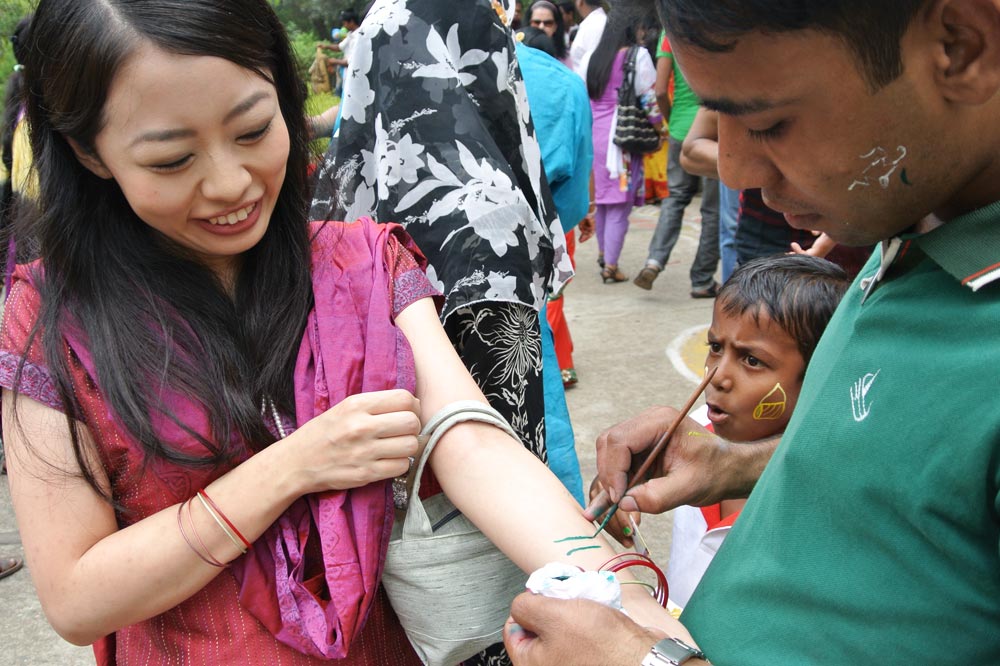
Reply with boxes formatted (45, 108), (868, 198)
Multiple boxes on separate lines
(196, 493), (248, 555)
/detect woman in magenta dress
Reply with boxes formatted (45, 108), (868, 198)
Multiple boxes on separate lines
(585, 13), (660, 283)
(1, 1), (677, 664)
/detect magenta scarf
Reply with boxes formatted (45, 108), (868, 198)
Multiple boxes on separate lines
(25, 219), (420, 659)
(230, 219), (419, 658)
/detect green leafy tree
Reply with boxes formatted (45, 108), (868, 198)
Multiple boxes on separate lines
(269, 0), (359, 38)
(1, 0), (36, 94)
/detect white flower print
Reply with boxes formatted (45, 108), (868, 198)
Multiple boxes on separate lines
(511, 78), (546, 222)
(310, 0), (575, 322)
(413, 24), (488, 86)
(485, 272), (518, 300)
(396, 141), (527, 256)
(424, 263), (446, 295)
(490, 50), (515, 94)
(345, 180), (377, 221)
(364, 114), (426, 200)
(341, 37), (375, 124)
(360, 0), (412, 38)
(448, 205), (523, 256)
(484, 304), (540, 387)
(394, 153), (462, 213)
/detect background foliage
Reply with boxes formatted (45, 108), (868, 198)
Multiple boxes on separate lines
(1, 1), (359, 97)
(269, 0), (359, 40)
(1, 0), (342, 165)
(1, 0), (36, 92)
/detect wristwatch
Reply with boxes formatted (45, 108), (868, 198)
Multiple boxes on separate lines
(640, 637), (707, 665)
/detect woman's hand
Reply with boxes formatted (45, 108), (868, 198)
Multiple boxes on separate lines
(283, 388), (422, 494)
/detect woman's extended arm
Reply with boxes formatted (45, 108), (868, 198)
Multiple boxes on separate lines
(4, 385), (420, 645)
(395, 298), (686, 635)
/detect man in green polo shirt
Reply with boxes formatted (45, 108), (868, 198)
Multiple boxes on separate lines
(504, 1), (1000, 664)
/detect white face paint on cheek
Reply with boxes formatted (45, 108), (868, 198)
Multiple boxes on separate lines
(752, 382), (787, 420)
(848, 145), (909, 192)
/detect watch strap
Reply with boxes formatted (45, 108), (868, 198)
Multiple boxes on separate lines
(640, 637), (707, 665)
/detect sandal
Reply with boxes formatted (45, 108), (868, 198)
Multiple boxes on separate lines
(561, 368), (578, 387)
(597, 253), (606, 269)
(0, 557), (23, 581)
(601, 265), (628, 283)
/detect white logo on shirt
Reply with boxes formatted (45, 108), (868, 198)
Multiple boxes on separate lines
(851, 369), (880, 422)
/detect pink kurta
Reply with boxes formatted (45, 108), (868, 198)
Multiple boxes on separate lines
(0, 220), (439, 665)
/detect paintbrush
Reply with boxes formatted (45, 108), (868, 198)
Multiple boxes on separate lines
(589, 366), (717, 538)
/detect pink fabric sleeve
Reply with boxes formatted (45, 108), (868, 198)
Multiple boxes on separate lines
(386, 232), (443, 318)
(0, 278), (62, 410)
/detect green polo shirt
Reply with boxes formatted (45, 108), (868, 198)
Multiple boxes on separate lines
(682, 203), (1000, 664)
(656, 32), (700, 142)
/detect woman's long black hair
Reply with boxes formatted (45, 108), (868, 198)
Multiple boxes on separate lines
(18, 0), (313, 501)
(585, 10), (640, 99)
(527, 1), (568, 61)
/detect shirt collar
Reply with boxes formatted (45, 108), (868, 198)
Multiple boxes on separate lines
(914, 201), (1000, 291)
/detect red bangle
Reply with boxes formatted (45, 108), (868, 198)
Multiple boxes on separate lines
(197, 489), (252, 550)
(177, 499), (227, 568)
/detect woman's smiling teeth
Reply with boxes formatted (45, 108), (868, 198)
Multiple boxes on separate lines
(208, 203), (255, 225)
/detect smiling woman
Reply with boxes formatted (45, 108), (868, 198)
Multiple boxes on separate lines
(74, 46), (290, 284)
(1, 1), (680, 664)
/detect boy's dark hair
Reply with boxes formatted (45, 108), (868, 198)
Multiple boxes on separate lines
(652, 0), (928, 90)
(340, 8), (360, 24)
(717, 254), (851, 365)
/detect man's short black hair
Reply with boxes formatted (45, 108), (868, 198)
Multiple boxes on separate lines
(653, 0), (928, 90)
(717, 254), (851, 366)
(340, 8), (360, 24)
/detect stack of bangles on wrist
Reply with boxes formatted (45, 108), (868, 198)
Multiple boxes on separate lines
(177, 489), (251, 568)
(600, 552), (669, 607)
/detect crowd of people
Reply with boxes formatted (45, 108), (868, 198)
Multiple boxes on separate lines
(2, 0), (998, 665)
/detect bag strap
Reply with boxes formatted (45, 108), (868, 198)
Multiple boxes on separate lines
(618, 46), (639, 103)
(399, 401), (519, 539)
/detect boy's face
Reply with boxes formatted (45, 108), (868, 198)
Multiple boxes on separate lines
(673, 28), (961, 247)
(704, 300), (806, 442)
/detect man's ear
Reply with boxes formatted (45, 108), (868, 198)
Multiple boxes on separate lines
(66, 137), (113, 179)
(925, 0), (1000, 104)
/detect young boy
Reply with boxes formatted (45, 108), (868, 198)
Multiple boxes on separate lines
(667, 254), (850, 607)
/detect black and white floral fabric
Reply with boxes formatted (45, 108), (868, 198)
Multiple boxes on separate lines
(309, 0), (574, 322)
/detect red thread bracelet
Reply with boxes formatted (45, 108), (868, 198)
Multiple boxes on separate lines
(600, 552), (669, 607)
(177, 499), (227, 568)
(198, 489), (252, 550)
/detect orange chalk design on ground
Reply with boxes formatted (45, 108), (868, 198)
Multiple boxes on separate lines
(753, 382), (787, 420)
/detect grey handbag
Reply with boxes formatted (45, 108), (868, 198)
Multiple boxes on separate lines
(383, 401), (529, 666)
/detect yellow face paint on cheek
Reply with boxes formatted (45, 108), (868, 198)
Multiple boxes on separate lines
(753, 382), (787, 420)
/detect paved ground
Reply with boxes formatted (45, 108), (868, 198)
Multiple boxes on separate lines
(0, 201), (715, 664)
